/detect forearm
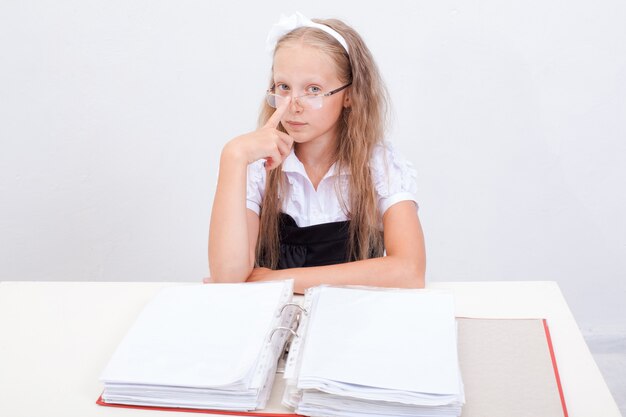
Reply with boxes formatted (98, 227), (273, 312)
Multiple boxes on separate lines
(209, 147), (252, 281)
(252, 255), (425, 294)
(208, 104), (295, 280)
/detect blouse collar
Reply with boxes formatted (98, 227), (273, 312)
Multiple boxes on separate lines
(281, 149), (350, 180)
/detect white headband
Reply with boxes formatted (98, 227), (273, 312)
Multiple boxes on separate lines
(266, 11), (349, 55)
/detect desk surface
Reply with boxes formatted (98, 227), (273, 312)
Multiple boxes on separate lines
(0, 281), (621, 417)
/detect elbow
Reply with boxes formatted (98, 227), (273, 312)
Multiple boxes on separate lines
(208, 247), (254, 283)
(395, 257), (425, 289)
(407, 262), (425, 289)
(408, 248), (426, 289)
(208, 263), (252, 283)
(413, 268), (426, 289)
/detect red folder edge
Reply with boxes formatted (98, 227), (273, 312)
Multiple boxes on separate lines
(542, 319), (569, 417)
(96, 395), (302, 417)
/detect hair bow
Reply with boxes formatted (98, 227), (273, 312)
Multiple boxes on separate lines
(265, 11), (349, 55)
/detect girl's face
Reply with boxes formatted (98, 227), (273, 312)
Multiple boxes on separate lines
(272, 43), (349, 147)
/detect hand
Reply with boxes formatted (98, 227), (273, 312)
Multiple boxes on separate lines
(224, 97), (294, 171)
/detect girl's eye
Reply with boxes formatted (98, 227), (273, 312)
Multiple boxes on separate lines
(274, 83), (291, 96)
(308, 86), (321, 94)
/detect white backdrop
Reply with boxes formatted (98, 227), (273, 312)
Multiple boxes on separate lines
(1, 0), (625, 335)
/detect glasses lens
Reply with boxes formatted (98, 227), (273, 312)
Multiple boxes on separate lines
(302, 95), (323, 110)
(266, 93), (324, 110)
(266, 93), (278, 108)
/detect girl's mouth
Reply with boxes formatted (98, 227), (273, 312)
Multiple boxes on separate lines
(286, 121), (308, 129)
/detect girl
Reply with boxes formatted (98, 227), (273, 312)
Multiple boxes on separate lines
(208, 12), (425, 294)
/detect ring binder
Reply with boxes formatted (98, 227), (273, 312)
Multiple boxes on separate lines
(268, 326), (298, 341)
(96, 283), (569, 417)
(277, 303), (308, 317)
(269, 302), (309, 342)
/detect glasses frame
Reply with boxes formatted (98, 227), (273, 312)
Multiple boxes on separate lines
(266, 82), (352, 109)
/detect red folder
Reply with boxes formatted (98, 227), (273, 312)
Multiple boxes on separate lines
(97, 318), (568, 417)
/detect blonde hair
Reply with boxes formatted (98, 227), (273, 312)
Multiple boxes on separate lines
(256, 18), (389, 268)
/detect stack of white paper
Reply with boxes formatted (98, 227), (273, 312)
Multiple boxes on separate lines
(283, 286), (464, 417)
(100, 280), (295, 411)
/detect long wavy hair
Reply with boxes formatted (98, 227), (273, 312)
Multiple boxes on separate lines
(256, 18), (390, 269)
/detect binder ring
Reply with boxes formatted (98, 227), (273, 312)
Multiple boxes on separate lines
(278, 303), (308, 317)
(268, 326), (298, 341)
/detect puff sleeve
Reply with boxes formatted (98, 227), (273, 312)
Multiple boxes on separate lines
(246, 160), (266, 215)
(371, 142), (419, 216)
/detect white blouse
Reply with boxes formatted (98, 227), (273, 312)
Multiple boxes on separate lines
(246, 142), (419, 227)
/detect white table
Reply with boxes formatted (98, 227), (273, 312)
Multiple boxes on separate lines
(0, 281), (621, 417)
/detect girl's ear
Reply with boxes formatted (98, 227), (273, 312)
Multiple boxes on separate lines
(344, 94), (351, 108)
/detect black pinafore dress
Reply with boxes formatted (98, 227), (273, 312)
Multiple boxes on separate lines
(276, 212), (352, 269)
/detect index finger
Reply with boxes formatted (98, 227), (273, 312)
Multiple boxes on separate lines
(264, 96), (291, 129)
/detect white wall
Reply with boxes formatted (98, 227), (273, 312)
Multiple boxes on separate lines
(1, 0), (624, 334)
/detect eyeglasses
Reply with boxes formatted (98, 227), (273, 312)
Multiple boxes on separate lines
(266, 83), (352, 110)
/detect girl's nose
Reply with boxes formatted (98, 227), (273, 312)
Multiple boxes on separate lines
(290, 96), (303, 113)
